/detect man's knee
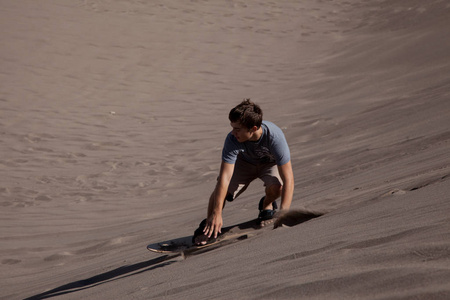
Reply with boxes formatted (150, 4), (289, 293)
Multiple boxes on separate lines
(225, 193), (234, 202)
(266, 184), (282, 198)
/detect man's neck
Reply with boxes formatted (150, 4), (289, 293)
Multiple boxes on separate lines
(249, 127), (263, 142)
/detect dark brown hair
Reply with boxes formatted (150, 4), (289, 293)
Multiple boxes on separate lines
(229, 99), (263, 129)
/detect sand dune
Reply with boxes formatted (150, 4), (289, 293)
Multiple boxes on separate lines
(1, 0), (449, 299)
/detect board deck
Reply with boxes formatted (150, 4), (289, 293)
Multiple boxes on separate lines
(147, 218), (264, 254)
(147, 210), (324, 254)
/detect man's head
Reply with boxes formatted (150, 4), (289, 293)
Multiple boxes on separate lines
(229, 99), (263, 130)
(229, 99), (263, 142)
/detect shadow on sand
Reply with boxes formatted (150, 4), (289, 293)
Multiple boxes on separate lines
(24, 254), (179, 300)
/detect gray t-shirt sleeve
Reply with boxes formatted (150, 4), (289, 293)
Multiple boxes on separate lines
(268, 124), (291, 166)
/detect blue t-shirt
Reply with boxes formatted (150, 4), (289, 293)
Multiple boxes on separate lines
(222, 121), (290, 166)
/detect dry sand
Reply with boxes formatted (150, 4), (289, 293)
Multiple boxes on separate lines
(1, 0), (450, 299)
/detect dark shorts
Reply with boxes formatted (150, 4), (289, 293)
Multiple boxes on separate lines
(226, 156), (283, 202)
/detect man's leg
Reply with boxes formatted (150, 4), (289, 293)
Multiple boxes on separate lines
(259, 163), (283, 210)
(225, 157), (257, 203)
(262, 183), (282, 210)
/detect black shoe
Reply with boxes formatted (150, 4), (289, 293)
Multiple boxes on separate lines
(192, 219), (219, 245)
(258, 196), (278, 211)
(192, 219), (207, 244)
(258, 196), (277, 221)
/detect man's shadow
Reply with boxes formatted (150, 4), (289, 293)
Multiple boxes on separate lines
(24, 254), (178, 300)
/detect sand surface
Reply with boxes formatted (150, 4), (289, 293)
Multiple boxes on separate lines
(1, 0), (450, 299)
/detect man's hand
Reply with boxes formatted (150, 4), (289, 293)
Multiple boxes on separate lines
(204, 214), (223, 239)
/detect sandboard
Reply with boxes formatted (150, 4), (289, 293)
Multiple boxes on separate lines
(147, 218), (264, 254)
(147, 209), (323, 255)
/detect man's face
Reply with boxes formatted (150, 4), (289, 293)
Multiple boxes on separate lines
(230, 122), (255, 142)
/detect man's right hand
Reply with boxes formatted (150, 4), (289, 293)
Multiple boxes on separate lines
(204, 214), (223, 239)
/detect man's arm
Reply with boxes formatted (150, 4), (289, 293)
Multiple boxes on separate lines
(278, 160), (294, 210)
(204, 161), (235, 238)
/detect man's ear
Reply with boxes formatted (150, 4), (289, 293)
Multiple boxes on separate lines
(251, 126), (258, 132)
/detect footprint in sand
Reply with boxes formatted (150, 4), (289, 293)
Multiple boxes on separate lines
(44, 252), (74, 262)
(2, 259), (21, 265)
(383, 189), (407, 196)
(35, 194), (52, 202)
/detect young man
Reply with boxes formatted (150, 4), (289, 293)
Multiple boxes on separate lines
(194, 99), (294, 245)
